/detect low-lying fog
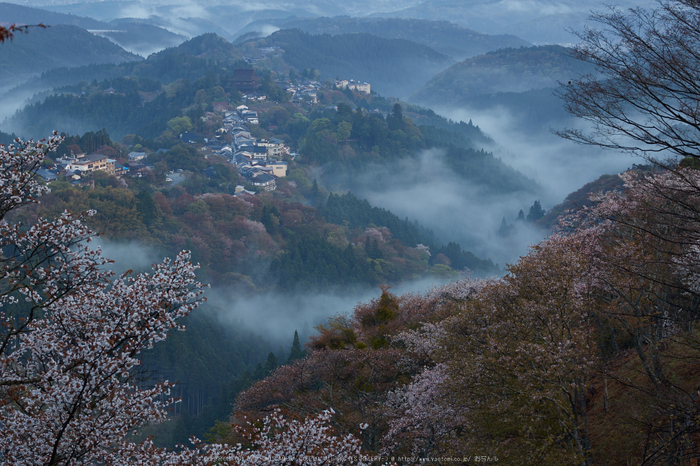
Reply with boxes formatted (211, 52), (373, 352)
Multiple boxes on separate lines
(90, 238), (459, 345)
(86, 102), (637, 347)
(349, 106), (634, 266)
(90, 237), (466, 345)
(75, 103), (639, 350)
(440, 106), (634, 201)
(209, 276), (458, 344)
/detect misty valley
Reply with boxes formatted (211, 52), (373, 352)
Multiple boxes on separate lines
(1, 0), (698, 465)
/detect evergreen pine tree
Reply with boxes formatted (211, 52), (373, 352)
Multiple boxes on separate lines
(287, 330), (305, 364)
(371, 239), (383, 259)
(388, 103), (404, 131)
(526, 200), (545, 222)
(136, 190), (158, 227)
(263, 352), (278, 375)
(253, 363), (264, 380)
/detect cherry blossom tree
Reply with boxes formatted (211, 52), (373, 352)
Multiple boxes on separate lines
(0, 135), (208, 464)
(564, 169), (700, 463)
(556, 2), (700, 457)
(232, 280), (492, 459)
(0, 134), (368, 465)
(439, 235), (598, 465)
(117, 409), (366, 466)
(381, 363), (462, 458)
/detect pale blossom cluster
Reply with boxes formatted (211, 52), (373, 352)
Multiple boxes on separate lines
(424, 276), (496, 303)
(113, 409), (365, 465)
(0, 136), (368, 465)
(241, 218), (267, 235)
(392, 322), (447, 360)
(382, 364), (460, 457)
(236, 409), (366, 466)
(364, 226), (391, 243)
(0, 132), (61, 217)
(414, 243), (430, 256)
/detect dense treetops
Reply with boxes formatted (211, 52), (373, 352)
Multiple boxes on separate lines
(12, 71), (232, 140)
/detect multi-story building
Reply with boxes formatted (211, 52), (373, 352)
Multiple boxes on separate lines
(69, 154), (116, 175)
(335, 79), (371, 94)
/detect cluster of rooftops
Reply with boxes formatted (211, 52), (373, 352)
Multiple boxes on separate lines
(224, 105), (289, 192)
(36, 70), (370, 191)
(37, 151), (126, 186)
(177, 104), (290, 192)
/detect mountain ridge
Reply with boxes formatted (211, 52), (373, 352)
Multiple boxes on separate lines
(234, 16), (531, 60)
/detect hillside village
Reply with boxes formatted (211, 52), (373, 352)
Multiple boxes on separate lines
(36, 69), (372, 195)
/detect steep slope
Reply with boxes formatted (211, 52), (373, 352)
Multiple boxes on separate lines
(2, 33), (243, 105)
(235, 16), (530, 60)
(262, 29), (453, 98)
(2, 33), (247, 138)
(0, 24), (140, 90)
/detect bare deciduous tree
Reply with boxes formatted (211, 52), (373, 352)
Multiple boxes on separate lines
(557, 0), (700, 164)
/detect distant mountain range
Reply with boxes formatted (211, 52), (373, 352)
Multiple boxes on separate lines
(0, 1), (106, 29)
(2, 26), (451, 101)
(0, 2), (185, 57)
(368, 0), (657, 43)
(31, 0), (657, 44)
(234, 16), (530, 60)
(0, 23), (139, 91)
(0, 2), (607, 134)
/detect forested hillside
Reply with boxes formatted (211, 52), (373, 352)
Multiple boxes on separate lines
(6, 36), (248, 139)
(254, 29), (453, 97)
(6, 56), (536, 198)
(0, 2), (186, 57)
(0, 17), (553, 459)
(14, 121), (500, 444)
(409, 45), (595, 108)
(222, 165), (700, 464)
(2, 33), (245, 118)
